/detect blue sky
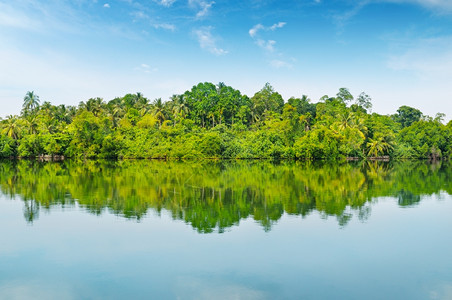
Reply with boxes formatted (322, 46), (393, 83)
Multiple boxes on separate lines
(1, 0), (452, 119)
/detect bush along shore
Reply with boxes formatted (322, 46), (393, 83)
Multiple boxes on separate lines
(1, 83), (451, 160)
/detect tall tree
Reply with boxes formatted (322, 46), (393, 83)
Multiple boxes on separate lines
(355, 92), (372, 112)
(251, 83), (284, 120)
(336, 88), (354, 104)
(22, 91), (40, 117)
(394, 106), (422, 128)
(152, 98), (166, 126)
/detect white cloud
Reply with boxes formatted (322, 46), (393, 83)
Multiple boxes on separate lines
(249, 22), (286, 53)
(249, 24), (264, 38)
(256, 39), (276, 52)
(270, 59), (293, 69)
(103, 3), (110, 8)
(153, 23), (176, 31)
(269, 22), (286, 31)
(130, 11), (175, 31)
(189, 0), (215, 18)
(136, 64), (158, 73)
(157, 0), (176, 7)
(193, 27), (228, 55)
(248, 22), (286, 38)
(248, 22), (290, 68)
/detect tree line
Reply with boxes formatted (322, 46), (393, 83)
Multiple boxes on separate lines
(0, 83), (451, 159)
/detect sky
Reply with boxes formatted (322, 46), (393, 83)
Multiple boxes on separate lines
(1, 0), (452, 119)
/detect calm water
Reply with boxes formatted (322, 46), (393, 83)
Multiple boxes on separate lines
(0, 160), (451, 299)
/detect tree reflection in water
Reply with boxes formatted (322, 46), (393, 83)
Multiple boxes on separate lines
(0, 160), (450, 231)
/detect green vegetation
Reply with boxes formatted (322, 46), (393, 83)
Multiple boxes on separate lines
(0, 160), (450, 231)
(1, 83), (451, 159)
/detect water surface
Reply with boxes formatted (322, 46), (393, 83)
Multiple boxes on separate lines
(0, 160), (451, 299)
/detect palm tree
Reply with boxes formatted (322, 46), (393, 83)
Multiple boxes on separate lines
(152, 98), (166, 126)
(67, 106), (77, 121)
(22, 91), (40, 116)
(40, 101), (53, 115)
(171, 95), (189, 125)
(1, 115), (21, 139)
(135, 92), (149, 110)
(88, 98), (104, 116)
(367, 134), (395, 157)
(217, 82), (226, 94)
(54, 105), (71, 124)
(109, 104), (124, 128)
(25, 116), (39, 134)
(338, 112), (353, 131)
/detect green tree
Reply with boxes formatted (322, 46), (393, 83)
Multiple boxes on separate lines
(336, 87), (354, 104)
(1, 116), (21, 139)
(251, 83), (284, 119)
(393, 105), (422, 128)
(22, 91), (40, 117)
(367, 133), (395, 157)
(355, 92), (372, 112)
(152, 98), (166, 127)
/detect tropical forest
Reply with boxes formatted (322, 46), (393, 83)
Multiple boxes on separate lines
(1, 82), (451, 160)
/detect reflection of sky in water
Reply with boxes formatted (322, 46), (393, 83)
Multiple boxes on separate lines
(1, 194), (452, 299)
(430, 284), (452, 300)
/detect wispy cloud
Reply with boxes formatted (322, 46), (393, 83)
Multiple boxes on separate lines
(249, 22), (286, 53)
(383, 0), (452, 12)
(103, 3), (110, 8)
(248, 21), (292, 68)
(193, 26), (227, 55)
(330, 2), (367, 34)
(332, 0), (452, 31)
(135, 63), (158, 73)
(156, 0), (176, 7)
(256, 39), (276, 52)
(270, 59), (292, 69)
(249, 22), (286, 38)
(249, 24), (264, 38)
(130, 10), (176, 31)
(153, 23), (176, 31)
(131, 10), (148, 20)
(269, 22), (286, 31)
(189, 0), (215, 19)
(387, 36), (452, 78)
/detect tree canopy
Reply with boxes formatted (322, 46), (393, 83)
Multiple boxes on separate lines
(0, 84), (450, 160)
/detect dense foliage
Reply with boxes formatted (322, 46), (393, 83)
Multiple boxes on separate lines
(1, 83), (451, 159)
(0, 160), (450, 231)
